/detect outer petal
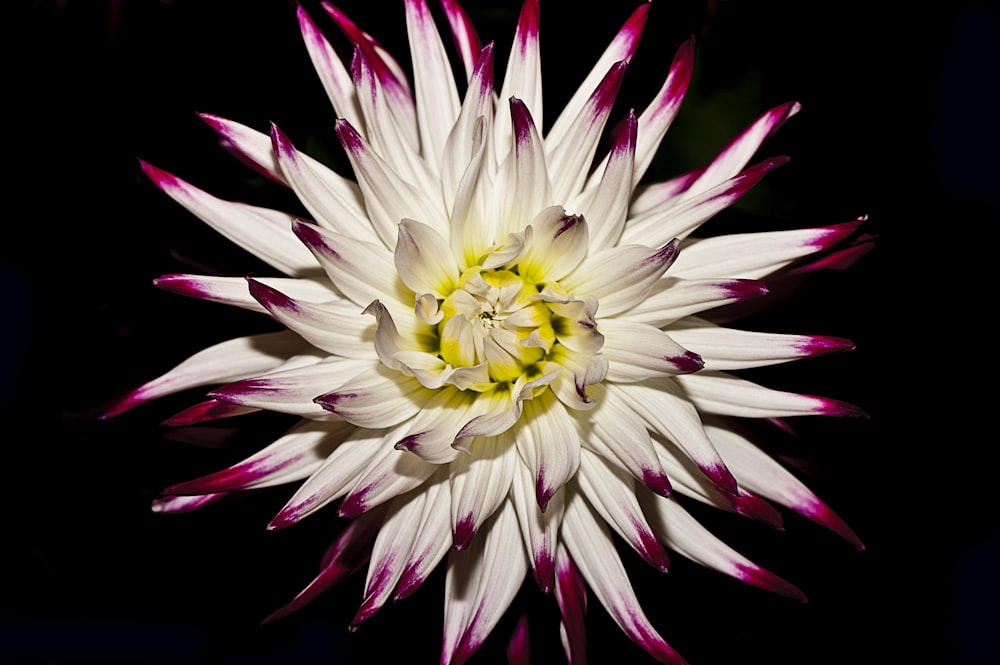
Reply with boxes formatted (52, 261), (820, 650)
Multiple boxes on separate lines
(449, 433), (518, 549)
(438, 0), (484, 81)
(164, 419), (355, 494)
(577, 450), (671, 572)
(608, 379), (738, 494)
(643, 494), (806, 600)
(153, 274), (340, 314)
(562, 493), (687, 665)
(395, 467), (454, 599)
(623, 277), (768, 328)
(296, 5), (364, 131)
(554, 545), (588, 665)
(667, 219), (864, 280)
(675, 371), (867, 419)
(494, 0), (542, 161)
(405, 0), (461, 171)
(101, 331), (318, 418)
(510, 453), (564, 592)
(139, 161), (316, 276)
(497, 98), (552, 237)
(516, 391), (581, 511)
(704, 419), (864, 549)
(315, 365), (435, 428)
(442, 500), (529, 665)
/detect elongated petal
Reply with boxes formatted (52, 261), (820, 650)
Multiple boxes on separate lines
(162, 399), (259, 426)
(571, 110), (636, 252)
(270, 124), (378, 241)
(675, 371), (867, 419)
(621, 157), (789, 246)
(395, 386), (491, 464)
(340, 448), (438, 519)
(442, 500), (529, 665)
(609, 379), (738, 494)
(154, 274), (340, 313)
(510, 450), (563, 592)
(269, 425), (399, 529)
(562, 240), (679, 317)
(546, 2), (649, 147)
(498, 98), (552, 237)
(449, 433), (517, 549)
(577, 450), (670, 571)
(211, 357), (371, 419)
(516, 392), (581, 510)
(395, 219), (460, 297)
(546, 61), (627, 203)
(395, 467), (453, 599)
(199, 113), (284, 184)
(623, 277), (768, 327)
(668, 219), (864, 280)
(165, 419), (354, 494)
(263, 508), (384, 623)
(140, 161), (316, 276)
(554, 545), (587, 665)
(297, 4), (364, 131)
(406, 0), (461, 171)
(101, 331), (317, 418)
(438, 0), (483, 80)
(576, 383), (671, 497)
(643, 494), (806, 600)
(248, 278), (376, 358)
(494, 0), (542, 160)
(562, 494), (686, 665)
(667, 317), (855, 371)
(599, 319), (703, 381)
(516, 207), (588, 283)
(316, 366), (434, 428)
(704, 419), (864, 549)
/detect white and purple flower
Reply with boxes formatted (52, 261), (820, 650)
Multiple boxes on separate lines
(106, 1), (871, 663)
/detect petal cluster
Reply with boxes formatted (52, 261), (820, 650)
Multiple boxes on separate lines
(107, 2), (872, 663)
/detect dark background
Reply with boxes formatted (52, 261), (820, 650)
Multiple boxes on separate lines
(3, 0), (994, 663)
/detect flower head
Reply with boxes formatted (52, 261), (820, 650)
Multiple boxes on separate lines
(107, 1), (871, 663)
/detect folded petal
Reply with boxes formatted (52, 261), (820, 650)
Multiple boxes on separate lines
(599, 319), (703, 381)
(623, 277), (768, 328)
(561, 240), (679, 317)
(516, 391), (581, 511)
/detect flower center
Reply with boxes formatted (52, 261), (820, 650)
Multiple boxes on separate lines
(438, 267), (556, 387)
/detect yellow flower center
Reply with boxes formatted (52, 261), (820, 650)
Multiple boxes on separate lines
(438, 267), (557, 387)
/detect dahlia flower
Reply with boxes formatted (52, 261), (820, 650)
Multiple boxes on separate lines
(106, 1), (871, 662)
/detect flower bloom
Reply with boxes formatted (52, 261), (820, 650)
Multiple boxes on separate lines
(106, 1), (872, 663)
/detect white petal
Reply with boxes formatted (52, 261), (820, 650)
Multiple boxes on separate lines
(153, 274), (341, 314)
(623, 277), (767, 327)
(497, 98), (552, 237)
(516, 207), (588, 283)
(516, 391), (580, 511)
(494, 0), (542, 162)
(449, 432), (517, 549)
(510, 454), (563, 592)
(561, 241), (679, 317)
(599, 318), (703, 382)
(315, 365), (435, 428)
(394, 219), (460, 297)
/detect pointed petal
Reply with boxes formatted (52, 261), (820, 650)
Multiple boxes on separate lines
(296, 4), (364, 131)
(571, 110), (636, 252)
(153, 274), (340, 314)
(316, 366), (434, 428)
(609, 379), (738, 494)
(623, 277), (768, 327)
(645, 494), (806, 600)
(554, 545), (588, 665)
(675, 371), (868, 419)
(406, 0), (461, 171)
(270, 124), (378, 241)
(562, 494), (687, 665)
(165, 420), (354, 494)
(438, 0), (483, 81)
(449, 433), (517, 549)
(667, 317), (855, 371)
(561, 241), (679, 317)
(442, 500), (529, 665)
(395, 467), (454, 599)
(395, 386), (497, 464)
(631, 39), (694, 186)
(667, 219), (864, 280)
(291, 219), (410, 310)
(705, 419), (864, 549)
(211, 357), (371, 420)
(198, 113), (284, 184)
(162, 399), (259, 426)
(599, 319), (703, 381)
(576, 383), (671, 497)
(263, 508), (384, 623)
(510, 452), (564, 592)
(578, 450), (671, 571)
(101, 331), (317, 418)
(394, 219), (461, 297)
(547, 61), (627, 203)
(139, 161), (316, 276)
(621, 157), (790, 246)
(498, 97), (552, 236)
(152, 493), (226, 514)
(494, 0), (542, 161)
(338, 446), (437, 519)
(516, 391), (581, 511)
(516, 207), (588, 283)
(247, 278), (376, 358)
(268, 425), (400, 529)
(546, 2), (650, 146)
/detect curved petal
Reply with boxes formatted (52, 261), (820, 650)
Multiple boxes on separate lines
(516, 207), (588, 284)
(623, 277), (768, 328)
(510, 450), (564, 592)
(449, 432), (518, 549)
(599, 319), (703, 381)
(154, 274), (340, 313)
(516, 391), (581, 511)
(561, 240), (679, 317)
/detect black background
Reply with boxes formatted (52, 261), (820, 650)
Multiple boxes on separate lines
(3, 0), (995, 663)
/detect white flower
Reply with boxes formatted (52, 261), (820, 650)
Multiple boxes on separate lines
(106, 1), (871, 663)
